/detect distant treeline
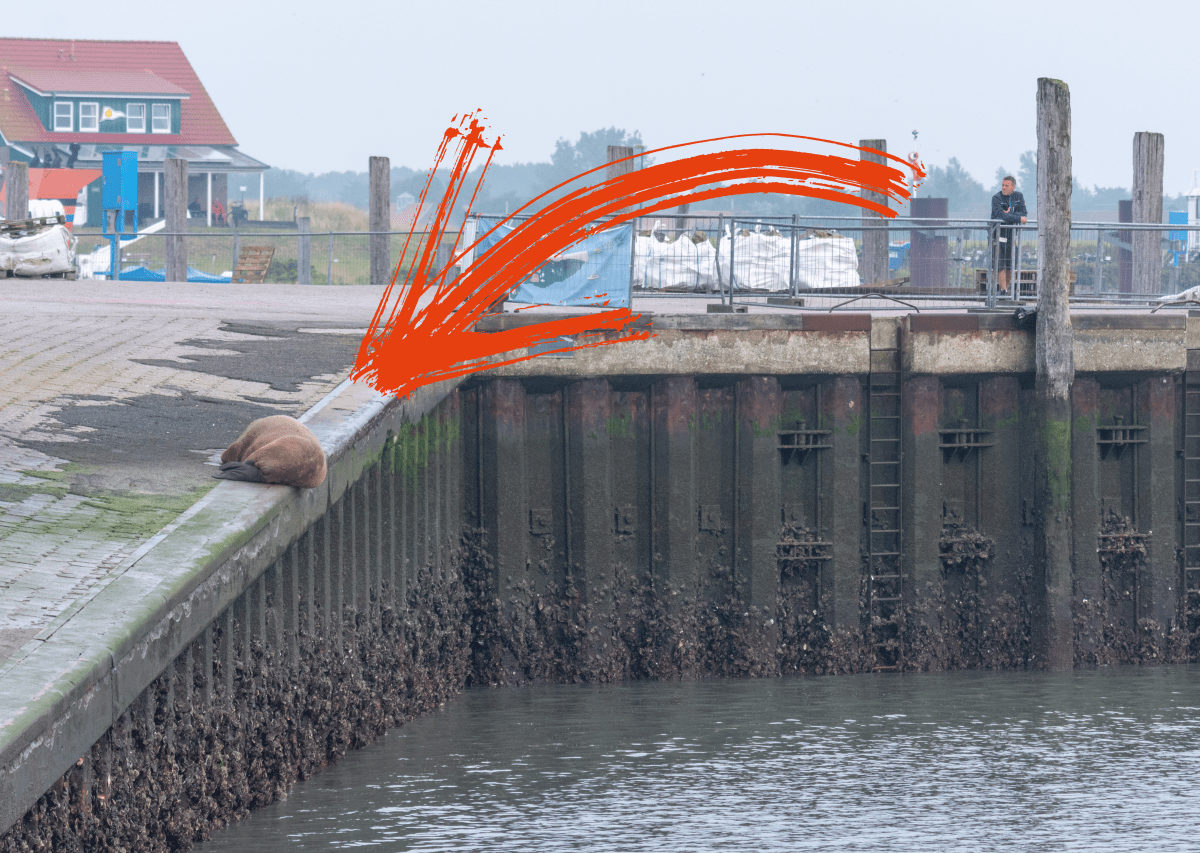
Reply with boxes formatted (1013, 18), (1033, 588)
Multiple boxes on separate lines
(917, 152), (1188, 221)
(262, 128), (647, 222)
(263, 133), (1188, 222)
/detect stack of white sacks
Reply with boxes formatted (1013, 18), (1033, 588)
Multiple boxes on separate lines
(633, 221), (862, 291)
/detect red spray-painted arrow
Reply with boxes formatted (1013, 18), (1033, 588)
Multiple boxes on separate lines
(352, 113), (923, 399)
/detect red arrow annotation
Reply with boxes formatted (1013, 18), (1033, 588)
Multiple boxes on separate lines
(352, 112), (924, 399)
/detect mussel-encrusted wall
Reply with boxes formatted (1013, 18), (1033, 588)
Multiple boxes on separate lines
(4, 366), (1195, 851)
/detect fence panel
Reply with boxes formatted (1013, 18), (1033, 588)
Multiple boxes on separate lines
(67, 220), (1200, 311)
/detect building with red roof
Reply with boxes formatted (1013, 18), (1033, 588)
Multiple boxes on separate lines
(0, 37), (268, 226)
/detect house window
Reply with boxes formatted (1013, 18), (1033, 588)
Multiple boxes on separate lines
(151, 103), (171, 134)
(79, 102), (99, 132)
(126, 103), (146, 133)
(53, 101), (73, 132)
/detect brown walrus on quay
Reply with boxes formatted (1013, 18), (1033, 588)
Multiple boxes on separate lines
(213, 415), (327, 489)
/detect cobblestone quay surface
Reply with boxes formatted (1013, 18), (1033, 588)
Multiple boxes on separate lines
(0, 281), (380, 662)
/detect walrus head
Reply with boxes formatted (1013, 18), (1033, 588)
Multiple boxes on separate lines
(213, 415), (327, 489)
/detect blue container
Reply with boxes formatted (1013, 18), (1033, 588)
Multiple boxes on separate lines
(101, 151), (138, 215)
(1169, 210), (1188, 243)
(101, 150), (139, 279)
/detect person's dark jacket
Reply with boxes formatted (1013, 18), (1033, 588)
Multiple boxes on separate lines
(991, 190), (1027, 224)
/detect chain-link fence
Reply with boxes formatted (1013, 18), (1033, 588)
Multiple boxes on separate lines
(73, 228), (460, 285)
(629, 214), (1200, 311)
(69, 217), (1200, 313)
(627, 214), (995, 311)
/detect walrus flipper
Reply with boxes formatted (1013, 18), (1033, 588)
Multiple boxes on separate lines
(212, 461), (266, 482)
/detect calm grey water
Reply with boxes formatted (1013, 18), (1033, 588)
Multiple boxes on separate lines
(195, 667), (1200, 852)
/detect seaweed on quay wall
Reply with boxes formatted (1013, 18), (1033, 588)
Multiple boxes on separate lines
(3, 514), (1196, 852)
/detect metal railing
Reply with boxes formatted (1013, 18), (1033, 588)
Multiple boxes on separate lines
(73, 228), (458, 285)
(71, 218), (1200, 313)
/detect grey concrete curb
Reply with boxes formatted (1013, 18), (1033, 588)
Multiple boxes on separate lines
(0, 375), (460, 835)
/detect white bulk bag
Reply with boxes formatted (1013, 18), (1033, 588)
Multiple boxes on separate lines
(718, 229), (792, 291)
(0, 224), (76, 276)
(794, 235), (861, 289)
(637, 233), (718, 290)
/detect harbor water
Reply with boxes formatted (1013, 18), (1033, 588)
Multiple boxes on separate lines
(195, 666), (1200, 852)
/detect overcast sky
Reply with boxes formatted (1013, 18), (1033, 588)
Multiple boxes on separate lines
(11, 0), (1200, 194)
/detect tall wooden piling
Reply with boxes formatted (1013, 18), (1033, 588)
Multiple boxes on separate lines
(4, 161), (28, 222)
(163, 158), (188, 282)
(1032, 78), (1075, 670)
(606, 146), (636, 216)
(1132, 132), (1165, 295)
(297, 216), (312, 285)
(859, 139), (889, 286)
(369, 156), (390, 286)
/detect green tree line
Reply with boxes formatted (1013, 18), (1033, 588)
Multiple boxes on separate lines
(263, 135), (1190, 223)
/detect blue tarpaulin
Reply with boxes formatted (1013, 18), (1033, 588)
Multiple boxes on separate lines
(472, 218), (631, 308)
(118, 266), (232, 283)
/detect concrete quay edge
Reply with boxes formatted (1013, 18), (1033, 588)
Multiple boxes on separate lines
(0, 374), (460, 836)
(475, 311), (1195, 379)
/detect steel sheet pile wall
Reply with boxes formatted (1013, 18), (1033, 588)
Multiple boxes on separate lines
(460, 312), (1195, 681)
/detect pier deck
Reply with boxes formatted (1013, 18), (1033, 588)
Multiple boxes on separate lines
(0, 282), (381, 663)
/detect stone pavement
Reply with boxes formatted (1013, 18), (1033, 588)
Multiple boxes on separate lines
(0, 281), (388, 663)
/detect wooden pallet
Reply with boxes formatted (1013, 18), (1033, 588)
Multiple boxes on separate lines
(0, 214), (66, 237)
(233, 245), (275, 284)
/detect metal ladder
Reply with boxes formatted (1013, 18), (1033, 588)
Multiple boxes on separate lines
(1183, 373), (1200, 632)
(867, 338), (904, 670)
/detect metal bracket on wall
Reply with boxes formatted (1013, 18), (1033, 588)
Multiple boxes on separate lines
(699, 505), (722, 532)
(1096, 417), (1148, 459)
(777, 419), (832, 465)
(938, 420), (995, 461)
(615, 505), (636, 535)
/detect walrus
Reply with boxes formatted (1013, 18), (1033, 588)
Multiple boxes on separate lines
(213, 415), (327, 489)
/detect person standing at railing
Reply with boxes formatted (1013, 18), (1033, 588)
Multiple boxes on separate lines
(991, 175), (1027, 294)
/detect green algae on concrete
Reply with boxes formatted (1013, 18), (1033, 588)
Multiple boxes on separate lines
(80, 485), (219, 541)
(388, 412), (460, 484)
(1043, 417), (1072, 514)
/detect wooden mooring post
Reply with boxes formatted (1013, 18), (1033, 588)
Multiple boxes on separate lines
(859, 139), (889, 286)
(1132, 131), (1165, 295)
(369, 155), (390, 285)
(4, 161), (28, 222)
(164, 158), (187, 283)
(606, 145), (636, 218)
(1033, 78), (1075, 670)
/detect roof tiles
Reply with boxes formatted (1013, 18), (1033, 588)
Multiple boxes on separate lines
(0, 38), (235, 146)
(8, 67), (189, 97)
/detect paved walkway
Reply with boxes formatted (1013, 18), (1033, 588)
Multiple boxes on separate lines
(0, 282), (386, 662)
